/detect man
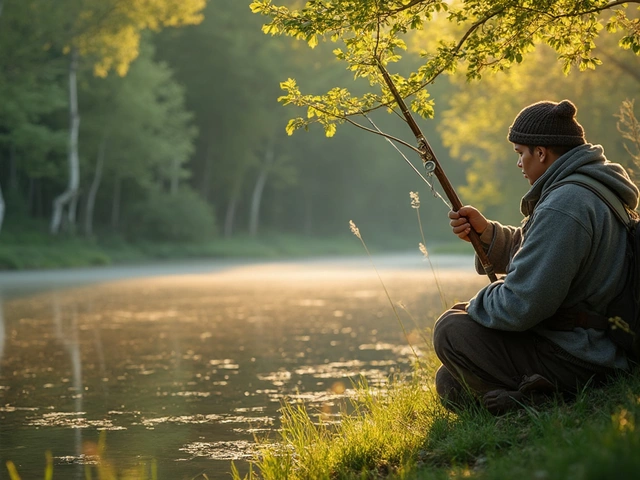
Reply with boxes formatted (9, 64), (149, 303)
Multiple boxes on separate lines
(433, 99), (639, 414)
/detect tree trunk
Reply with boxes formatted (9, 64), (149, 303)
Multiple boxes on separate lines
(111, 176), (121, 231)
(224, 194), (238, 238)
(68, 195), (78, 234)
(51, 48), (81, 235)
(85, 135), (107, 237)
(248, 143), (275, 237)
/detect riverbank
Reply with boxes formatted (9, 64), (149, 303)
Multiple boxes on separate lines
(0, 231), (469, 271)
(238, 361), (640, 480)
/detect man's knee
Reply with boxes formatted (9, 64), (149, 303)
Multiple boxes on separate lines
(433, 308), (476, 361)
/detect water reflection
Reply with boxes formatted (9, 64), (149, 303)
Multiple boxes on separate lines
(0, 257), (484, 479)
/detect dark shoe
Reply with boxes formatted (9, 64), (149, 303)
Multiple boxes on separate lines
(482, 374), (555, 415)
(435, 366), (478, 412)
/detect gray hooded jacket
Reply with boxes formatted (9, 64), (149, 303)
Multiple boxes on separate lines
(467, 144), (639, 370)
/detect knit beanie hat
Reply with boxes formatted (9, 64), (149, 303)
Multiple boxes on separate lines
(507, 99), (586, 147)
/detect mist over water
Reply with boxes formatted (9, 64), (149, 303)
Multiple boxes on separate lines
(0, 255), (484, 479)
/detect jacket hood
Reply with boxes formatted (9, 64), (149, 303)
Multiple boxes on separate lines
(521, 143), (639, 216)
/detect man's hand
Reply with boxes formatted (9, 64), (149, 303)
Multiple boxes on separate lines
(448, 206), (488, 242)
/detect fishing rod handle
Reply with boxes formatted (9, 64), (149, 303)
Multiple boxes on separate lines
(430, 160), (498, 283)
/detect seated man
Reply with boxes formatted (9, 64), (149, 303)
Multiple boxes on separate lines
(433, 99), (639, 414)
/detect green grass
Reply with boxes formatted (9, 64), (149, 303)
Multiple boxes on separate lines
(0, 226), (466, 271)
(0, 232), (376, 270)
(235, 359), (640, 480)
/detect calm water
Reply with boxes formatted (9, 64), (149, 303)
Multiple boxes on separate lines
(0, 254), (484, 479)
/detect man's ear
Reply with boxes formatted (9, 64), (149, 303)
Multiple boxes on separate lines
(536, 147), (547, 162)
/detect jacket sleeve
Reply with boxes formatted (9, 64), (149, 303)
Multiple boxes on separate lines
(473, 221), (523, 275)
(467, 206), (593, 331)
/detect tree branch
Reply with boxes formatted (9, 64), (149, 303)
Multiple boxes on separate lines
(518, 0), (639, 20)
(388, 0), (425, 15)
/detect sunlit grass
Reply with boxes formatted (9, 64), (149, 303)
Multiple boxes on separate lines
(234, 362), (640, 480)
(0, 232), (376, 270)
(235, 363), (445, 480)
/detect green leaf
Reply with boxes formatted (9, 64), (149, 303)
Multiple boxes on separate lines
(249, 2), (264, 14)
(324, 123), (337, 137)
(285, 118), (298, 136)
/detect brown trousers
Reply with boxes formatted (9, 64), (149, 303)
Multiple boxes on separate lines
(433, 306), (614, 403)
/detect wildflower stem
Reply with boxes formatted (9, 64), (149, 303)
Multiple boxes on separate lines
(415, 208), (448, 310)
(350, 220), (419, 361)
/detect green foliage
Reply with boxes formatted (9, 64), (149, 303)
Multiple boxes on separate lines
(252, 0), (639, 136)
(616, 99), (640, 180)
(79, 39), (197, 188)
(0, 228), (373, 270)
(124, 188), (217, 243)
(438, 41), (639, 224)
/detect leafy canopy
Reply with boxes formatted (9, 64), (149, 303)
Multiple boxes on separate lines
(72, 0), (206, 77)
(251, 0), (640, 137)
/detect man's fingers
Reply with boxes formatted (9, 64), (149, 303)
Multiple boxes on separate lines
(449, 209), (472, 242)
(450, 217), (469, 229)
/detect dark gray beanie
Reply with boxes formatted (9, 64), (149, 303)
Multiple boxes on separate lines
(508, 99), (586, 146)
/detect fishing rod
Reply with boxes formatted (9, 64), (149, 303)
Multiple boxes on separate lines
(376, 59), (498, 283)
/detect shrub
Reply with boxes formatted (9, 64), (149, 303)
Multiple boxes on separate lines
(124, 188), (217, 242)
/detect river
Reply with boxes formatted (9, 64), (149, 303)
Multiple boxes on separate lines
(0, 253), (486, 479)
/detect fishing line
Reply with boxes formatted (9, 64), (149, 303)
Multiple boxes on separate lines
(361, 113), (452, 210)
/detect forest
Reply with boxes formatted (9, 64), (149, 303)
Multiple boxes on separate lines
(0, 0), (638, 268)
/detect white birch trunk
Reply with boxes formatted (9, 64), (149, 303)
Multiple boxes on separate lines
(248, 144), (275, 237)
(84, 135), (107, 237)
(51, 48), (81, 235)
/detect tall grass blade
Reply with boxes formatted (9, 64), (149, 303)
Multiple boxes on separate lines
(44, 451), (53, 480)
(5, 461), (21, 480)
(410, 191), (448, 310)
(349, 220), (419, 361)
